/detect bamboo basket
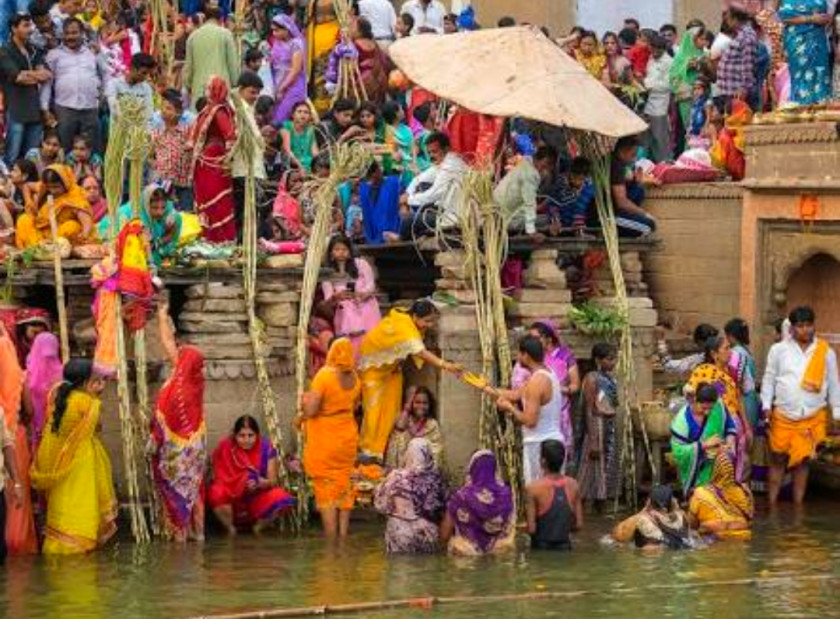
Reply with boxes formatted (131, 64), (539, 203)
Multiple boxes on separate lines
(631, 401), (672, 441)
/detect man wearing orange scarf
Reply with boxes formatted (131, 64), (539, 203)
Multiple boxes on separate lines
(761, 306), (840, 506)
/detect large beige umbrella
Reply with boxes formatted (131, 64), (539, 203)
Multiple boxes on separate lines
(389, 26), (647, 139)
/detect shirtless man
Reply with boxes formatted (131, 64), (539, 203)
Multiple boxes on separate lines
(488, 335), (565, 484)
(525, 440), (583, 551)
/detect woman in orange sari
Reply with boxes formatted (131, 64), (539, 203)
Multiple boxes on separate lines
(149, 302), (206, 542)
(301, 337), (361, 540)
(208, 415), (295, 534)
(0, 323), (37, 554)
(15, 165), (95, 249)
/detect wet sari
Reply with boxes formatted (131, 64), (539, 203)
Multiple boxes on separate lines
(375, 438), (446, 554)
(446, 450), (514, 556)
(689, 451), (754, 540)
(208, 435), (295, 525)
(31, 391), (117, 554)
(303, 338), (361, 511)
(358, 309), (425, 461)
(150, 346), (207, 541)
(0, 331), (37, 554)
(670, 401), (737, 497)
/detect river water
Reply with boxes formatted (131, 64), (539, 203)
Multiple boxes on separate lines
(2, 500), (839, 619)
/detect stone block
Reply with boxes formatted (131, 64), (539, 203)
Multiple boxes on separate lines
(593, 296), (654, 310)
(182, 332), (253, 346)
(258, 282), (292, 292)
(441, 266), (469, 281)
(435, 251), (466, 267)
(180, 320), (247, 334)
(627, 308), (658, 328)
(196, 344), (258, 360)
(437, 313), (478, 333)
(258, 302), (297, 327)
(182, 298), (247, 313)
(185, 283), (244, 299)
(255, 291), (300, 304)
(530, 249), (559, 260)
(509, 302), (573, 319)
(443, 289), (477, 304)
(435, 278), (470, 290)
(264, 254), (304, 269)
(514, 288), (572, 304)
(524, 261), (566, 287)
(180, 311), (249, 323)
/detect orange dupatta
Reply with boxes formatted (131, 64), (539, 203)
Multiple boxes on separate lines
(801, 339), (830, 394)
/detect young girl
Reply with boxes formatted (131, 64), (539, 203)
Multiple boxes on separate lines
(386, 386), (443, 468)
(344, 182), (364, 243)
(577, 342), (621, 511)
(25, 129), (64, 176)
(358, 102), (393, 173)
(320, 235), (381, 357)
(382, 100), (415, 185)
(280, 101), (318, 172)
(67, 134), (103, 183)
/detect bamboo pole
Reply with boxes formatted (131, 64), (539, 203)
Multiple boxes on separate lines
(46, 195), (69, 363)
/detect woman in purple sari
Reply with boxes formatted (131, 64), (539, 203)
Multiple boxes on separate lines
(441, 450), (515, 556)
(511, 320), (580, 455)
(270, 14), (307, 126)
(374, 438), (446, 554)
(23, 332), (64, 452)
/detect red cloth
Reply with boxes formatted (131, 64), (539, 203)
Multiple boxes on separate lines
(0, 307), (51, 365)
(155, 346), (205, 438)
(207, 436), (294, 525)
(116, 220), (155, 300)
(627, 44), (651, 78)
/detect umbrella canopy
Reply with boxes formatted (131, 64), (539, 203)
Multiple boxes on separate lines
(390, 26), (647, 139)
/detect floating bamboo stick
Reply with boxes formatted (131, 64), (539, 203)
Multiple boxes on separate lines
(46, 195), (69, 363)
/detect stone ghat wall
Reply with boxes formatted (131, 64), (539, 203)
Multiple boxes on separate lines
(644, 183), (745, 333)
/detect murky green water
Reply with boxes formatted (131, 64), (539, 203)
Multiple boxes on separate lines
(2, 501), (839, 619)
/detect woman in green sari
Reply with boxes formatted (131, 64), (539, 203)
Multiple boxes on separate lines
(671, 383), (737, 497)
(669, 27), (708, 130)
(98, 184), (182, 267)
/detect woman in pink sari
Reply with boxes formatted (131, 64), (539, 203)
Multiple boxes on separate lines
(23, 332), (64, 452)
(321, 235), (381, 357)
(511, 320), (580, 460)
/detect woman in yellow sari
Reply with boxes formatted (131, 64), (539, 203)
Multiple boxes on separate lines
(686, 334), (751, 483)
(30, 359), (117, 554)
(301, 338), (361, 540)
(689, 451), (754, 540)
(15, 165), (95, 249)
(357, 299), (460, 468)
(307, 0), (341, 115)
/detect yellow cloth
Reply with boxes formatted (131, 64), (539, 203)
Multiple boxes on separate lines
(768, 408), (829, 469)
(689, 452), (753, 540)
(575, 49), (607, 80)
(687, 363), (742, 419)
(15, 165), (93, 249)
(307, 0), (340, 116)
(802, 339), (829, 393)
(30, 390), (117, 554)
(303, 339), (361, 510)
(358, 310), (425, 459)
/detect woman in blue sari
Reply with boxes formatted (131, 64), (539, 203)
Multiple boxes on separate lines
(98, 184), (182, 267)
(778, 0), (832, 104)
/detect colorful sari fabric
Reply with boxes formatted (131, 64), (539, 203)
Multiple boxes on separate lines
(356, 39), (389, 104)
(15, 165), (94, 249)
(0, 332), (37, 555)
(446, 450), (514, 556)
(150, 346), (207, 541)
(577, 371), (621, 501)
(270, 15), (307, 125)
(25, 332), (63, 452)
(192, 77), (237, 243)
(689, 451), (754, 540)
(779, 0), (831, 104)
(90, 257), (119, 378)
(669, 29), (705, 127)
(208, 435), (295, 525)
(387, 123), (415, 185)
(386, 417), (443, 470)
(575, 49), (607, 80)
(358, 309), (425, 461)
(687, 362), (749, 481)
(307, 0), (340, 115)
(0, 307), (51, 366)
(31, 391), (117, 554)
(374, 438), (446, 554)
(709, 101), (751, 181)
(303, 338), (361, 511)
(321, 258), (382, 358)
(670, 401), (737, 496)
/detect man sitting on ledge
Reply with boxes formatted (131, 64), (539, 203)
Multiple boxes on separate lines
(610, 136), (657, 238)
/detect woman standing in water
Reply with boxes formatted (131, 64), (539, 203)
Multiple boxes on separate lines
(30, 359), (117, 554)
(149, 301), (207, 542)
(301, 338), (361, 540)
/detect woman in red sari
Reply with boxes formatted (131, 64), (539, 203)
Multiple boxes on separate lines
(208, 415), (295, 534)
(149, 302), (206, 542)
(192, 76), (238, 244)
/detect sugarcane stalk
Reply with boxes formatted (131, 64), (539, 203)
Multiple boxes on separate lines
(46, 195), (69, 363)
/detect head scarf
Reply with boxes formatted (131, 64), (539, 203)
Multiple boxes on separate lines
(1, 307), (52, 365)
(375, 438), (446, 522)
(669, 28), (705, 95)
(141, 183), (181, 265)
(38, 164), (91, 221)
(709, 451), (754, 520)
(272, 13), (303, 41)
(191, 76), (236, 173)
(446, 450), (514, 552)
(156, 345), (205, 436)
(26, 332), (64, 450)
(326, 337), (355, 372)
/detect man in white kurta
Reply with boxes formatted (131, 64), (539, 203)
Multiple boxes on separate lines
(760, 306), (840, 506)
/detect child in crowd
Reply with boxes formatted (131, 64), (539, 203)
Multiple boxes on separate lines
(396, 12), (414, 38)
(67, 134), (103, 183)
(412, 102), (436, 173)
(345, 183), (364, 243)
(244, 46), (275, 98)
(626, 28), (652, 78)
(382, 101), (415, 184)
(9, 159), (40, 216)
(25, 129), (64, 176)
(281, 101), (319, 172)
(150, 89), (194, 211)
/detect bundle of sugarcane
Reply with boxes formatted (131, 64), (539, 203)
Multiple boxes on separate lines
(293, 142), (372, 525)
(229, 92), (299, 527)
(149, 0), (177, 84)
(455, 168), (523, 508)
(580, 133), (654, 512)
(331, 0), (367, 104)
(103, 95), (153, 543)
(46, 195), (70, 362)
